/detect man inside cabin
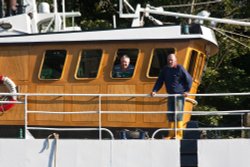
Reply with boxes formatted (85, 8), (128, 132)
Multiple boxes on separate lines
(112, 55), (134, 78)
(4, 0), (17, 17)
(151, 53), (192, 139)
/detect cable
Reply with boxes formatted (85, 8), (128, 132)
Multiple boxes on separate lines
(213, 27), (250, 39)
(211, 27), (250, 49)
(160, 0), (222, 8)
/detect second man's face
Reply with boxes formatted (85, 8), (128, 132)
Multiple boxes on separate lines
(120, 58), (130, 70)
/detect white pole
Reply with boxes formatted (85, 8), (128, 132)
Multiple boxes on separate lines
(53, 0), (62, 31)
(113, 15), (116, 28)
(62, 0), (66, 30)
(53, 0), (57, 13)
(189, 0), (195, 24)
(144, 8), (250, 27)
(30, 0), (38, 33)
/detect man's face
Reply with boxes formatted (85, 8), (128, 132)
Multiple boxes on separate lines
(167, 54), (177, 68)
(120, 57), (130, 70)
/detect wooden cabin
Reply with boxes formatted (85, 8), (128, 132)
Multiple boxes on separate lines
(0, 24), (218, 130)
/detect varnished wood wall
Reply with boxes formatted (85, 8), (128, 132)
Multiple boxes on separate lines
(0, 40), (207, 128)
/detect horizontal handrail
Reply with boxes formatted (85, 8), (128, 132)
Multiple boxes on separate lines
(26, 110), (250, 115)
(27, 127), (114, 139)
(27, 111), (99, 114)
(0, 92), (249, 139)
(0, 100), (23, 104)
(0, 92), (249, 96)
(152, 126), (250, 139)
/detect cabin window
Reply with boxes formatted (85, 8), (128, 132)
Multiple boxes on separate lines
(148, 48), (175, 77)
(195, 53), (205, 81)
(39, 50), (66, 80)
(112, 48), (139, 78)
(75, 49), (103, 79)
(187, 50), (198, 77)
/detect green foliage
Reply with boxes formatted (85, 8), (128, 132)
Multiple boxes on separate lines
(191, 1), (249, 135)
(193, 105), (222, 127)
(80, 19), (112, 30)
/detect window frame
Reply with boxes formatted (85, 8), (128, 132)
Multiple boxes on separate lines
(186, 49), (206, 83)
(187, 50), (198, 78)
(147, 48), (176, 78)
(111, 48), (140, 79)
(74, 49), (104, 80)
(195, 53), (206, 82)
(38, 49), (67, 80)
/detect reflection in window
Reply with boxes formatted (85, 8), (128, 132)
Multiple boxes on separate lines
(76, 49), (102, 78)
(112, 48), (139, 78)
(187, 50), (198, 77)
(40, 50), (66, 79)
(148, 48), (175, 77)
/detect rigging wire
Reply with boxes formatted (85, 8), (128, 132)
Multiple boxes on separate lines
(236, 18), (250, 21)
(213, 28), (250, 39)
(160, 0), (222, 8)
(211, 27), (250, 50)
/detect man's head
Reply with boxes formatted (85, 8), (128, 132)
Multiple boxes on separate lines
(120, 55), (130, 70)
(167, 53), (177, 68)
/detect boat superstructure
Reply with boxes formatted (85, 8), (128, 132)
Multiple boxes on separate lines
(0, 0), (249, 167)
(0, 0), (81, 35)
(0, 0), (220, 134)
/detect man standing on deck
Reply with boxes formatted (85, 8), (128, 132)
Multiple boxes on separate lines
(151, 53), (192, 139)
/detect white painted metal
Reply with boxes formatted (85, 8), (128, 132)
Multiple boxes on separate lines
(119, 0), (250, 27)
(0, 25), (218, 48)
(0, 139), (180, 167)
(1, 92), (250, 139)
(198, 139), (250, 167)
(0, 0), (81, 35)
(145, 8), (250, 27)
(0, 134), (250, 167)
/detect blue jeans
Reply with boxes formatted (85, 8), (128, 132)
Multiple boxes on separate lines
(167, 96), (184, 122)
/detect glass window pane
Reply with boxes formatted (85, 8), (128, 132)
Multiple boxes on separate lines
(148, 48), (175, 77)
(195, 53), (204, 80)
(188, 50), (198, 77)
(40, 50), (66, 80)
(112, 49), (139, 78)
(76, 49), (103, 78)
(197, 54), (206, 81)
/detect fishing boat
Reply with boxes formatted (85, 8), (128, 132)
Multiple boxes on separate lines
(0, 0), (249, 166)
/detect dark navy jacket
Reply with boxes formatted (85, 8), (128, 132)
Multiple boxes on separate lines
(152, 64), (192, 94)
(112, 64), (134, 78)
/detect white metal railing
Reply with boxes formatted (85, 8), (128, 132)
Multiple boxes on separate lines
(0, 92), (249, 139)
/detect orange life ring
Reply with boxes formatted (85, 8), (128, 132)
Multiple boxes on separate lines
(0, 76), (17, 112)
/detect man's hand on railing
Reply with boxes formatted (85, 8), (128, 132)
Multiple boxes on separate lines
(150, 92), (156, 97)
(183, 92), (189, 97)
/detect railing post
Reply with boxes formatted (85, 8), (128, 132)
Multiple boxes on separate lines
(24, 94), (28, 139)
(98, 95), (102, 140)
(174, 94), (177, 139)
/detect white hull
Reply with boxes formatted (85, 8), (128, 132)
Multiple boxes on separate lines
(0, 139), (180, 167)
(1, 139), (250, 167)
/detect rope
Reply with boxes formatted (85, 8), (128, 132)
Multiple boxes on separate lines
(45, 133), (59, 167)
